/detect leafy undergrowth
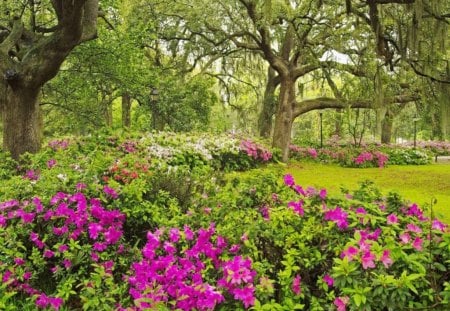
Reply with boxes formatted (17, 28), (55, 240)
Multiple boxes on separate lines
(288, 161), (450, 223)
(0, 131), (449, 310)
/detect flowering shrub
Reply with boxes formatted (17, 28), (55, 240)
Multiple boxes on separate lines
(0, 131), (449, 310)
(127, 224), (256, 310)
(0, 189), (130, 310)
(289, 143), (431, 167)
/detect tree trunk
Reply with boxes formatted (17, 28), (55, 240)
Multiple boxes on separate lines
(381, 109), (393, 144)
(272, 77), (295, 162)
(258, 67), (277, 138)
(122, 93), (132, 128)
(2, 86), (41, 159)
(104, 104), (113, 127)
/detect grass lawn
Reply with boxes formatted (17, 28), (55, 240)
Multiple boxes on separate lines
(286, 161), (450, 223)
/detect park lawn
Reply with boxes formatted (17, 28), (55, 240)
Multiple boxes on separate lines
(286, 161), (450, 223)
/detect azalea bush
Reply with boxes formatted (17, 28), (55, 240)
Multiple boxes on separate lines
(0, 131), (449, 310)
(289, 143), (432, 167)
(174, 167), (450, 310)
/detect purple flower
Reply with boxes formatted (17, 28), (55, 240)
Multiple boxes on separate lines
(24, 169), (40, 181)
(324, 207), (348, 229)
(88, 223), (103, 240)
(287, 200), (304, 216)
(341, 246), (359, 261)
(387, 213), (398, 225)
(14, 257), (25, 266)
(432, 219), (447, 232)
(49, 297), (64, 310)
(291, 274), (301, 295)
(44, 250), (55, 259)
(412, 237), (423, 251)
(283, 174), (295, 187)
(47, 159), (57, 168)
(361, 250), (376, 269)
(406, 223), (422, 234)
(319, 189), (327, 200)
(380, 250), (393, 268)
(103, 186), (118, 199)
(399, 232), (411, 244)
(334, 296), (349, 311)
(323, 274), (334, 287)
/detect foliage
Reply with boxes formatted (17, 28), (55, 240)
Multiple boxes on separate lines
(289, 143), (433, 167)
(0, 131), (449, 310)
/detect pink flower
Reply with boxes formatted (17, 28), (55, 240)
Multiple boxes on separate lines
(88, 223), (103, 240)
(399, 232), (411, 244)
(169, 228), (180, 243)
(230, 244), (240, 253)
(14, 258), (25, 266)
(361, 250), (376, 269)
(35, 294), (50, 308)
(283, 174), (295, 187)
(49, 297), (64, 310)
(406, 223), (422, 234)
(44, 250), (55, 258)
(324, 207), (348, 229)
(341, 246), (359, 261)
(323, 274), (334, 286)
(387, 213), (398, 225)
(180, 225), (192, 241)
(412, 237), (423, 251)
(380, 250), (393, 268)
(58, 245), (68, 253)
(319, 189), (327, 200)
(63, 259), (72, 269)
(103, 186), (118, 199)
(334, 296), (349, 311)
(288, 200), (304, 216)
(291, 275), (301, 295)
(432, 219), (447, 232)
(23, 271), (32, 280)
(47, 159), (57, 168)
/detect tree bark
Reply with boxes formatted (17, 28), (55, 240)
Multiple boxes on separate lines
(0, 0), (98, 159)
(381, 109), (393, 144)
(121, 93), (132, 128)
(272, 77), (295, 162)
(258, 67), (277, 138)
(2, 86), (41, 159)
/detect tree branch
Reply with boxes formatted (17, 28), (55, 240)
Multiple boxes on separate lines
(293, 94), (419, 117)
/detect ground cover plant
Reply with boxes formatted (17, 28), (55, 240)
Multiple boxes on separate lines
(0, 131), (449, 310)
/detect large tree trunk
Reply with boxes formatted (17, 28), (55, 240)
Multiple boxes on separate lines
(2, 86), (41, 159)
(272, 77), (295, 162)
(0, 0), (98, 159)
(381, 109), (393, 144)
(258, 67), (277, 138)
(122, 93), (132, 128)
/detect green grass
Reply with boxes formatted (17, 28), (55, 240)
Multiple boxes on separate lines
(286, 161), (450, 223)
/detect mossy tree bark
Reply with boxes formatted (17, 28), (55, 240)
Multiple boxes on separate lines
(0, 0), (98, 159)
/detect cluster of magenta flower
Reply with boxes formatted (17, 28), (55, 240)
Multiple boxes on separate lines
(289, 144), (390, 168)
(1, 182), (258, 310)
(0, 186), (125, 310)
(126, 223), (256, 310)
(283, 173), (448, 311)
(353, 151), (388, 168)
(239, 139), (273, 162)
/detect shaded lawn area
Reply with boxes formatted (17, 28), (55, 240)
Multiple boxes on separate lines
(287, 161), (450, 223)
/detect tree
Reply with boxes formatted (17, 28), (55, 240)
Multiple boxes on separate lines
(0, 0), (98, 159)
